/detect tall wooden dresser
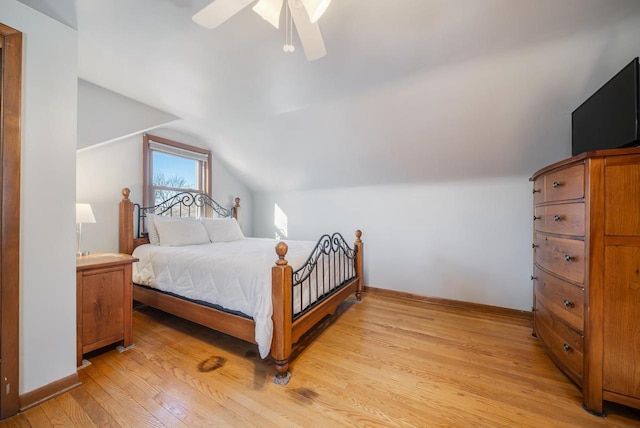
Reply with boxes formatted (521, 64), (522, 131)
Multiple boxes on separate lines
(531, 147), (640, 415)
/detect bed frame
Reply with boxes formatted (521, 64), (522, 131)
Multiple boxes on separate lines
(118, 188), (363, 384)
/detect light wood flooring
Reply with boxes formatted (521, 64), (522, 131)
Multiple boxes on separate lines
(2, 292), (640, 427)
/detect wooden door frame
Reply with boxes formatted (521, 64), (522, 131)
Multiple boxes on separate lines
(0, 23), (22, 419)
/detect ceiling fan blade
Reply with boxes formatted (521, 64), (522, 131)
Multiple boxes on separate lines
(299, 0), (332, 23)
(253, 0), (284, 29)
(288, 0), (326, 61)
(192, 0), (256, 29)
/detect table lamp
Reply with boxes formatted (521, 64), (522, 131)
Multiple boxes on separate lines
(76, 203), (96, 256)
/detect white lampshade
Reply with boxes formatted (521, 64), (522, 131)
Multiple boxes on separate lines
(253, 0), (283, 29)
(299, 0), (331, 23)
(76, 203), (96, 224)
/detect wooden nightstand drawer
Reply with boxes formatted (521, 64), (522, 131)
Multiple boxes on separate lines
(76, 253), (138, 366)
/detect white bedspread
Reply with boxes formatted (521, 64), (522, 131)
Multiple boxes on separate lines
(132, 238), (317, 359)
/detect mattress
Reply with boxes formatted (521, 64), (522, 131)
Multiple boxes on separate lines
(132, 237), (339, 358)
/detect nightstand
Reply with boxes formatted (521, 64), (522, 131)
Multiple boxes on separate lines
(76, 252), (138, 367)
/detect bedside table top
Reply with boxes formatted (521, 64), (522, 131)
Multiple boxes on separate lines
(76, 252), (138, 271)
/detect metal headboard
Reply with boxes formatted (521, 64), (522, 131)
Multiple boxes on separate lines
(134, 192), (237, 239)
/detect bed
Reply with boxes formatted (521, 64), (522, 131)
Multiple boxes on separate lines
(118, 188), (363, 384)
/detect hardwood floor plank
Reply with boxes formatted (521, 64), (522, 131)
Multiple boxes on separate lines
(298, 346), (543, 427)
(128, 330), (286, 427)
(0, 413), (31, 428)
(38, 399), (79, 427)
(89, 357), (190, 428)
(2, 293), (639, 426)
(19, 406), (52, 428)
(68, 376), (121, 428)
(82, 369), (165, 428)
(132, 318), (315, 426)
(52, 393), (97, 427)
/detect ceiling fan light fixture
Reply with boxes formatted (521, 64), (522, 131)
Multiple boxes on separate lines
(299, 0), (332, 23)
(252, 0), (284, 29)
(192, 0), (327, 61)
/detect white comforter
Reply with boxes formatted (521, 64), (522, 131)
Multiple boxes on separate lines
(132, 238), (317, 358)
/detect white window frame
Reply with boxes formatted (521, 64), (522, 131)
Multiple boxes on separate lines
(143, 133), (212, 208)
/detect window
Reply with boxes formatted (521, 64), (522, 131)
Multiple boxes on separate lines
(143, 133), (212, 207)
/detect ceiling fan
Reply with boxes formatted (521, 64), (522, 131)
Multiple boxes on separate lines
(192, 0), (331, 61)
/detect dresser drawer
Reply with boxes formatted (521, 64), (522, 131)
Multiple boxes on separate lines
(543, 164), (584, 203)
(534, 203), (585, 237)
(535, 300), (584, 380)
(533, 266), (584, 332)
(535, 234), (585, 283)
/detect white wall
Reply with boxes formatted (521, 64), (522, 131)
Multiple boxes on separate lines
(253, 176), (533, 311)
(77, 128), (254, 253)
(1, 1), (78, 393)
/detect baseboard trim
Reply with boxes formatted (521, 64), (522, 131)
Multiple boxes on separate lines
(19, 372), (81, 412)
(364, 286), (532, 321)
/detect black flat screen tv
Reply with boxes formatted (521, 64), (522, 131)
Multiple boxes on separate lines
(571, 57), (640, 156)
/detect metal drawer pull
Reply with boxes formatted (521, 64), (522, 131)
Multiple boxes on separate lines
(531, 275), (537, 281)
(533, 215), (540, 221)
(563, 299), (573, 308)
(564, 255), (574, 262)
(532, 243), (538, 248)
(552, 181), (561, 188)
(563, 343), (571, 352)
(532, 188), (541, 194)
(553, 215), (561, 222)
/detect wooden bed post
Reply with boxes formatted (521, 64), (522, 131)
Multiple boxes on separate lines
(233, 197), (240, 220)
(119, 188), (134, 255)
(355, 230), (364, 301)
(271, 241), (293, 384)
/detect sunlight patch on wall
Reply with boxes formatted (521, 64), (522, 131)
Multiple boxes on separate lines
(274, 203), (288, 240)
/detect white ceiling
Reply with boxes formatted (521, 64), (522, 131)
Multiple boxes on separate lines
(20, 0), (640, 192)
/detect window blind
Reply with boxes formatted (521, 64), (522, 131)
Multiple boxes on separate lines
(149, 141), (209, 163)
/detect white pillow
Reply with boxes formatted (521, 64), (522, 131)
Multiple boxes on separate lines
(147, 214), (200, 245)
(145, 213), (161, 245)
(155, 218), (210, 246)
(201, 218), (244, 243)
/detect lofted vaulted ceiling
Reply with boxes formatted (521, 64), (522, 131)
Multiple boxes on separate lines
(20, 0), (640, 192)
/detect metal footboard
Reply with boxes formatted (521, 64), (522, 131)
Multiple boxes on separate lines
(291, 233), (358, 321)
